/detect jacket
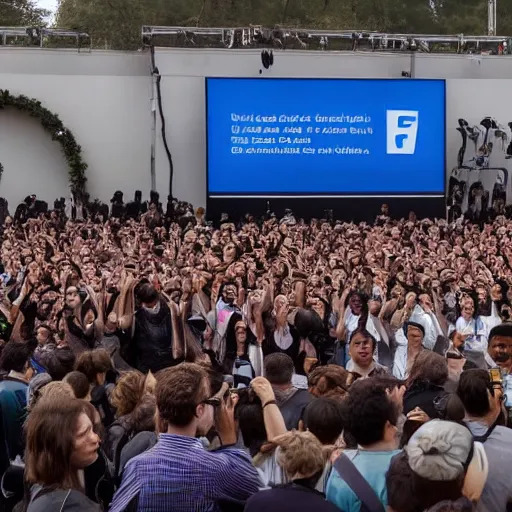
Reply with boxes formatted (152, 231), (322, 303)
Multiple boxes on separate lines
(0, 376), (28, 471)
(274, 387), (313, 430)
(133, 301), (175, 373)
(27, 488), (101, 512)
(103, 416), (132, 467)
(119, 431), (158, 475)
(244, 484), (339, 512)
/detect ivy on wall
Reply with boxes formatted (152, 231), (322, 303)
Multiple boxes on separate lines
(0, 90), (87, 199)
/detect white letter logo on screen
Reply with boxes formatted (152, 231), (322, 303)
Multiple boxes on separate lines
(386, 110), (419, 155)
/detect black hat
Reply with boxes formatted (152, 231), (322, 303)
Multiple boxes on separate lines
(405, 321), (425, 337)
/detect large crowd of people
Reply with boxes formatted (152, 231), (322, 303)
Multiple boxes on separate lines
(0, 191), (511, 511)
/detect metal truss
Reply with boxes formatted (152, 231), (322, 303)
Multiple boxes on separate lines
(0, 27), (91, 49)
(142, 25), (512, 53)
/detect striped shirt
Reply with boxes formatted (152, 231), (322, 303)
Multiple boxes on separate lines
(109, 433), (260, 512)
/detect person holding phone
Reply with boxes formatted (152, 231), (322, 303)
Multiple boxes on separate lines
(109, 363), (260, 512)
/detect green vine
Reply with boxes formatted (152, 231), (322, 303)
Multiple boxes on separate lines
(0, 90), (87, 199)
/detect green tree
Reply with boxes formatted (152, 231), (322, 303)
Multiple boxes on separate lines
(55, 0), (510, 50)
(55, 0), (204, 49)
(0, 0), (49, 26)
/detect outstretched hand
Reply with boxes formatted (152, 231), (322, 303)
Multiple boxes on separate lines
(215, 386), (239, 446)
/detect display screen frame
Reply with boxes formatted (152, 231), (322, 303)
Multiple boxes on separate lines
(205, 77), (447, 199)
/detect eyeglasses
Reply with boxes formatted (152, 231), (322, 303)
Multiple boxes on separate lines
(202, 382), (231, 408)
(202, 397), (222, 407)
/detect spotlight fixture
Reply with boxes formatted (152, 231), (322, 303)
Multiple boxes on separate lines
(261, 49), (274, 69)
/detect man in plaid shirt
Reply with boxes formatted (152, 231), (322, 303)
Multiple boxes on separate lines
(109, 363), (260, 512)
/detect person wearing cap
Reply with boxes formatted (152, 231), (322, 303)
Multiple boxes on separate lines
(387, 420), (488, 512)
(392, 322), (426, 380)
(457, 369), (512, 512)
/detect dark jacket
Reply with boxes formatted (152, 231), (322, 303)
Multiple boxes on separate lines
(103, 416), (132, 468)
(90, 385), (115, 429)
(119, 431), (158, 475)
(96, 332), (132, 372)
(132, 301), (174, 373)
(244, 484), (339, 512)
(84, 449), (116, 510)
(0, 377), (28, 473)
(403, 380), (446, 418)
(26, 488), (101, 512)
(274, 387), (313, 431)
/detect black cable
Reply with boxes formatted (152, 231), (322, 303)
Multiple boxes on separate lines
(150, 45), (174, 200)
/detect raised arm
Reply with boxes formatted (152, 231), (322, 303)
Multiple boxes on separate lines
(251, 376), (288, 440)
(117, 270), (136, 331)
(335, 287), (351, 342)
(432, 286), (449, 336)
(390, 292), (416, 331)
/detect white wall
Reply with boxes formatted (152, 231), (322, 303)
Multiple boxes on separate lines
(3, 47), (512, 211)
(0, 48), (152, 210)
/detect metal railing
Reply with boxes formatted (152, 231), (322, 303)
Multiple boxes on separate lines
(0, 27), (91, 49)
(142, 25), (512, 54)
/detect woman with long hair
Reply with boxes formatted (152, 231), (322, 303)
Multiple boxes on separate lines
(21, 398), (101, 511)
(104, 370), (146, 469)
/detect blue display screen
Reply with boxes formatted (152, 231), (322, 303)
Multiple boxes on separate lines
(206, 78), (446, 195)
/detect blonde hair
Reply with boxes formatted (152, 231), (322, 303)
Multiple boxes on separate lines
(110, 371), (145, 417)
(273, 430), (328, 481)
(38, 381), (75, 404)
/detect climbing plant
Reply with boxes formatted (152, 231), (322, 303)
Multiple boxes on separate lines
(0, 90), (87, 198)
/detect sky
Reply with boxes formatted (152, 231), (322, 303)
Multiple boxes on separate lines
(36, 0), (57, 13)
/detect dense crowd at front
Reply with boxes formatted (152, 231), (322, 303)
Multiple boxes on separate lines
(0, 192), (511, 511)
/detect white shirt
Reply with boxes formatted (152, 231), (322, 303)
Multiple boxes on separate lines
(480, 302), (502, 339)
(392, 328), (409, 380)
(409, 305), (443, 351)
(455, 316), (488, 353)
(344, 309), (383, 342)
(274, 326), (293, 350)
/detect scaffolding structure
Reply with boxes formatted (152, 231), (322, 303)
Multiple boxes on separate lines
(0, 27), (91, 49)
(142, 25), (512, 54)
(488, 0), (497, 36)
